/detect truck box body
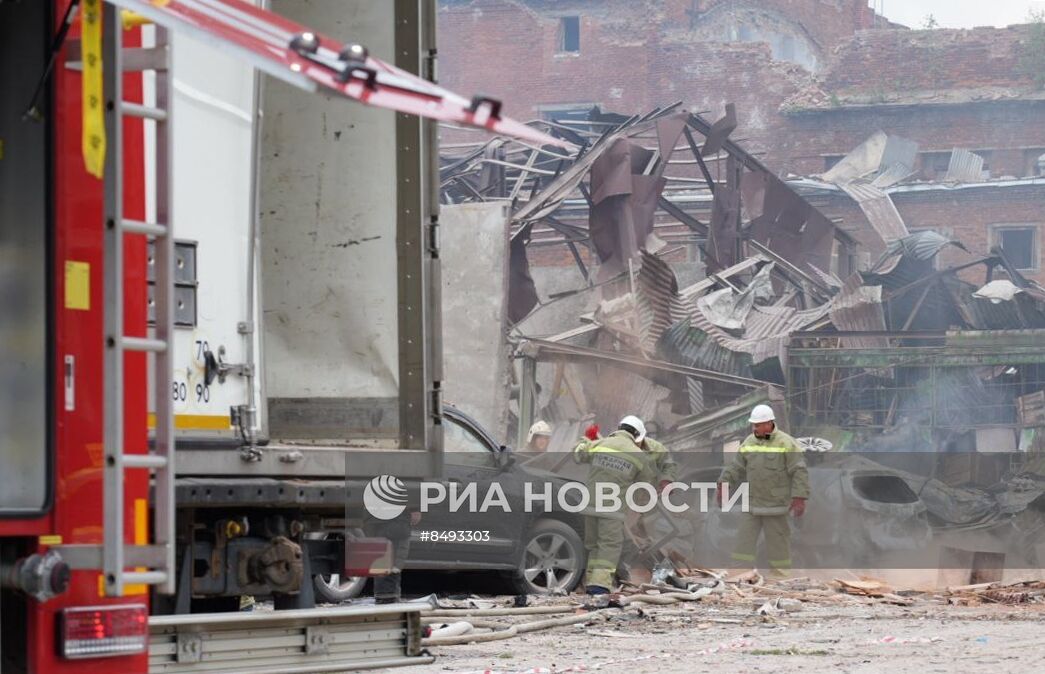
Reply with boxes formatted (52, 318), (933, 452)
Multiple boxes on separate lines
(155, 0), (443, 481)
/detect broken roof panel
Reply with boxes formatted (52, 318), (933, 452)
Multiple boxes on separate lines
(944, 148), (986, 183)
(636, 251), (688, 354)
(700, 103), (737, 157)
(829, 274), (889, 349)
(871, 230), (966, 275)
(822, 131), (918, 186)
(840, 181), (909, 246)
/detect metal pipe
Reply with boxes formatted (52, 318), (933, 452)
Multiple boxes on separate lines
(425, 605), (577, 617)
(423, 624), (518, 646)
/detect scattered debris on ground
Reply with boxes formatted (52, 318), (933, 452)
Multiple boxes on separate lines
(415, 571), (1045, 650)
(393, 573), (1045, 674)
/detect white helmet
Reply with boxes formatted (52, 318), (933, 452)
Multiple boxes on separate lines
(526, 420), (552, 444)
(618, 415), (647, 442)
(748, 404), (776, 424)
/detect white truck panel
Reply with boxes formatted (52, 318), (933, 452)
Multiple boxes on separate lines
(260, 1), (401, 432)
(147, 10), (263, 440)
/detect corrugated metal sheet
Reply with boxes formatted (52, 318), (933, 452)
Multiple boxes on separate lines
(945, 148), (985, 183)
(659, 319), (754, 379)
(840, 181), (909, 244)
(640, 251), (831, 371)
(829, 274), (889, 348)
(636, 251), (687, 353)
(687, 377), (705, 415)
(659, 295), (831, 373)
(862, 232), (979, 330)
(953, 277), (1045, 330)
(742, 303), (833, 365)
(871, 161), (915, 188)
(868, 231), (963, 282)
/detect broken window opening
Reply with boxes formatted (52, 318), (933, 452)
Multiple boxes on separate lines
(992, 225), (1039, 272)
(973, 150), (992, 179)
(920, 151), (952, 180)
(559, 16), (580, 53)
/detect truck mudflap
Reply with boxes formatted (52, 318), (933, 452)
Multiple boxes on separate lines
(148, 603), (432, 673)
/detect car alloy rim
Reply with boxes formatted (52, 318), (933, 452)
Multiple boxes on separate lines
(321, 573), (360, 591)
(522, 532), (578, 592)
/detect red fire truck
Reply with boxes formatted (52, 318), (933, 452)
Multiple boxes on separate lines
(0, 1), (558, 672)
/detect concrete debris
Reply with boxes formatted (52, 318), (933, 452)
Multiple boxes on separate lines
(417, 574), (1045, 651)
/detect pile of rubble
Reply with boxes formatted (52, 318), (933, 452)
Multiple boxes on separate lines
(419, 571), (1045, 649)
(440, 103), (1045, 456)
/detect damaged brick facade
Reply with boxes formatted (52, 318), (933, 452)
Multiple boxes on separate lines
(439, 0), (1045, 284)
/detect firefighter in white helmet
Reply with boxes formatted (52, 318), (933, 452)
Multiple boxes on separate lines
(717, 404), (808, 576)
(574, 415), (677, 593)
(526, 420), (553, 452)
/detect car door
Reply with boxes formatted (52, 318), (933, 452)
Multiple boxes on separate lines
(408, 413), (525, 568)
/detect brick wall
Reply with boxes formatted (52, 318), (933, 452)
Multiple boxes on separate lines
(811, 185), (1045, 286)
(781, 102), (1045, 177)
(681, 0), (876, 50)
(822, 26), (1036, 98)
(438, 1), (1045, 277)
(439, 1), (652, 119)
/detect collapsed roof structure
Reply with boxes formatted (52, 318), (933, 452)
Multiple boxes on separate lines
(439, 105), (1045, 466)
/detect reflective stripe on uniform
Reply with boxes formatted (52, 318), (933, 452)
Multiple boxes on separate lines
(769, 558), (792, 568)
(739, 445), (791, 453)
(730, 552), (756, 562)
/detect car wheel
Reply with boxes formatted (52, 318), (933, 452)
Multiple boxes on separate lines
(307, 528), (369, 603)
(313, 573), (368, 603)
(512, 518), (585, 595)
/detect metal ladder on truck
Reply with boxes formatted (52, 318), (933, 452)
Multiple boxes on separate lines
(53, 4), (178, 598)
(100, 2), (177, 598)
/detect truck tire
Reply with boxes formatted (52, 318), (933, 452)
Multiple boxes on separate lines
(313, 573), (368, 603)
(511, 518), (585, 595)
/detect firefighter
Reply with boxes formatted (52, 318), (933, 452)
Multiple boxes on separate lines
(574, 415), (675, 594)
(718, 404), (809, 576)
(526, 420), (553, 452)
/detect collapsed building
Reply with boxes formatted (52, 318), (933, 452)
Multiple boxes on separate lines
(441, 101), (1045, 576)
(434, 2), (1045, 574)
(440, 104), (1045, 463)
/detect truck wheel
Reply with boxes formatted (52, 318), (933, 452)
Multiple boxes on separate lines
(313, 573), (368, 603)
(512, 519), (585, 595)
